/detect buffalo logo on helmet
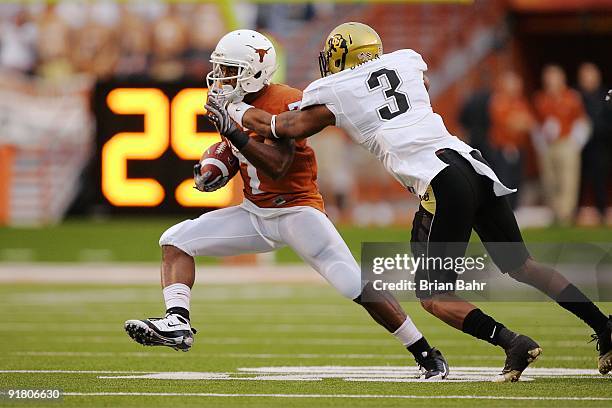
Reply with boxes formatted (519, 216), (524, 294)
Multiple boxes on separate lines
(246, 45), (272, 63)
(328, 34), (350, 70)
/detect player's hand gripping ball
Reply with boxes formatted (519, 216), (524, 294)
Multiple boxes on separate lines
(193, 140), (240, 192)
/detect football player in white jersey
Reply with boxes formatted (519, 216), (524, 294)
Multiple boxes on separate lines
(206, 22), (612, 381)
(125, 29), (450, 380)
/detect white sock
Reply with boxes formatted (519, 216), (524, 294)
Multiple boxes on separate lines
(163, 283), (191, 313)
(392, 316), (423, 347)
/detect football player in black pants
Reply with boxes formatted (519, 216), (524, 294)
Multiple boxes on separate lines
(410, 149), (611, 381)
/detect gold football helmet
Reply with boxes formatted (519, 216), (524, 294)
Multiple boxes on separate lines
(318, 22), (383, 77)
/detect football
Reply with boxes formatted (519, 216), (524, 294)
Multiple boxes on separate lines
(198, 140), (240, 182)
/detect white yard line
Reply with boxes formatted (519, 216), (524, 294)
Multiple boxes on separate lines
(0, 370), (153, 374)
(239, 366), (602, 375)
(60, 392), (612, 401)
(2, 367), (605, 384)
(1, 366), (603, 378)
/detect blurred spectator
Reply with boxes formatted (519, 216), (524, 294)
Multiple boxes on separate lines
(185, 4), (225, 80)
(533, 64), (590, 225)
(114, 5), (150, 79)
(256, 4), (314, 34)
(459, 73), (492, 161)
(71, 2), (120, 80)
(577, 62), (612, 224)
(35, 5), (73, 81)
(149, 4), (188, 81)
(0, 8), (37, 74)
(488, 71), (535, 209)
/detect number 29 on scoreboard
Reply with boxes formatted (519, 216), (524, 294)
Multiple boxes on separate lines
(100, 87), (235, 208)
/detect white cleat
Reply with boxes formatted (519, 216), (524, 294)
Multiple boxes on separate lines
(124, 313), (196, 352)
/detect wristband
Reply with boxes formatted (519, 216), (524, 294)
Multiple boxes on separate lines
(225, 127), (250, 150)
(270, 115), (279, 139)
(227, 102), (253, 127)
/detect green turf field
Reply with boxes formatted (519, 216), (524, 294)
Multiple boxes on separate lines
(1, 218), (611, 263)
(0, 282), (610, 407)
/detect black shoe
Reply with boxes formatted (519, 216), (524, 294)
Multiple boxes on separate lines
(494, 334), (542, 382)
(415, 348), (449, 380)
(124, 314), (197, 352)
(591, 316), (612, 375)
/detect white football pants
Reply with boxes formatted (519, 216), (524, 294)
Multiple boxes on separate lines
(159, 203), (363, 300)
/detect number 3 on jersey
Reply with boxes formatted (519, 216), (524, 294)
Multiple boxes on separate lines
(367, 68), (411, 121)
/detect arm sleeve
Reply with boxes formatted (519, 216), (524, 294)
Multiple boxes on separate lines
(397, 49), (428, 72)
(412, 50), (428, 72)
(300, 79), (339, 126)
(300, 81), (321, 110)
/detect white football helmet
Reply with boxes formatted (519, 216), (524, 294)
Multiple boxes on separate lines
(206, 29), (277, 104)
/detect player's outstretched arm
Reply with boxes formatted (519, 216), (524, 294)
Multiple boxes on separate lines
(205, 97), (295, 180)
(240, 105), (335, 140)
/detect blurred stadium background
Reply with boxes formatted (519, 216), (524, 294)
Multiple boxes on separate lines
(0, 0), (611, 265)
(0, 0), (612, 230)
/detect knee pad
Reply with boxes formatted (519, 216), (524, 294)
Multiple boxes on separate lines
(159, 222), (184, 247)
(158, 220), (195, 256)
(324, 261), (362, 300)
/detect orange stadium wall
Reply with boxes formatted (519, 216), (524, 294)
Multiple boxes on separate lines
(0, 145), (15, 225)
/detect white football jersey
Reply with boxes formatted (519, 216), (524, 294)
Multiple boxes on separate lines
(301, 49), (513, 198)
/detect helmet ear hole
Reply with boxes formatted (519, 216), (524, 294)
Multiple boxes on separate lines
(254, 71), (262, 79)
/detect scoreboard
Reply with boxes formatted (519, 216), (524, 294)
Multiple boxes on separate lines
(93, 82), (237, 213)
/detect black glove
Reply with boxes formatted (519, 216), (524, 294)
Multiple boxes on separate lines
(205, 96), (250, 150)
(193, 163), (230, 192)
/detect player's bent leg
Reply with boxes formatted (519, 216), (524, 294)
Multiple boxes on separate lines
(125, 206), (277, 352)
(279, 208), (448, 379)
(419, 293), (477, 330)
(278, 207), (362, 300)
(411, 160), (541, 382)
(476, 190), (611, 375)
(125, 245), (197, 351)
(419, 292), (541, 382)
(509, 258), (612, 374)
(356, 283), (449, 379)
